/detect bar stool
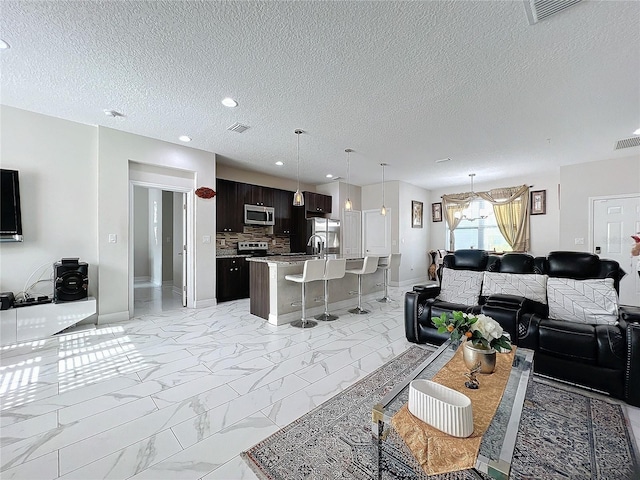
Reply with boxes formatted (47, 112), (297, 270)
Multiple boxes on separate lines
(285, 258), (326, 329)
(346, 256), (379, 314)
(377, 253), (402, 303)
(315, 258), (347, 321)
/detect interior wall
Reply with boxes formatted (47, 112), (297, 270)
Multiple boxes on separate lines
(216, 163), (314, 192)
(429, 170), (561, 257)
(161, 190), (174, 284)
(559, 155), (640, 251)
(148, 188), (163, 286)
(397, 181), (430, 286)
(0, 106), (98, 299)
(98, 127), (215, 322)
(133, 186), (150, 279)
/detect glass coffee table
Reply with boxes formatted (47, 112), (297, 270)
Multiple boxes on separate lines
(372, 341), (534, 479)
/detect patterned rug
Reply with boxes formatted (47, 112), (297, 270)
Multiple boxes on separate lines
(242, 346), (639, 479)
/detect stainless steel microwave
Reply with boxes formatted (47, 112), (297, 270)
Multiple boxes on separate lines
(244, 204), (275, 226)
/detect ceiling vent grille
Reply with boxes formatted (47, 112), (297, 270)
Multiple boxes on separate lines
(524, 0), (582, 25)
(614, 136), (640, 150)
(227, 122), (250, 133)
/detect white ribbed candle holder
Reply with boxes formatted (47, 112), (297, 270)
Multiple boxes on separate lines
(408, 380), (474, 438)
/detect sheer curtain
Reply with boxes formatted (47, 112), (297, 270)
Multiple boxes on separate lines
(443, 184), (530, 251)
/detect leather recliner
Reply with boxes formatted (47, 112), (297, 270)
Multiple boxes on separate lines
(404, 250), (536, 346)
(517, 251), (635, 404)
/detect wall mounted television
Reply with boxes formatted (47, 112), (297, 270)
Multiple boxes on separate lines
(1, 169), (23, 242)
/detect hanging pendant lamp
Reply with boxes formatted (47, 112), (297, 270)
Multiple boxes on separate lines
(293, 129), (304, 207)
(344, 149), (353, 211)
(380, 163), (387, 216)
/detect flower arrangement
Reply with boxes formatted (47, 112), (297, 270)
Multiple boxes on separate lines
(432, 311), (512, 351)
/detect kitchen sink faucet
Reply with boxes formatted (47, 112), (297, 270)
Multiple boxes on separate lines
(307, 234), (325, 257)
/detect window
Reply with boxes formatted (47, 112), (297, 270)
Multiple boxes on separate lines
(446, 199), (512, 252)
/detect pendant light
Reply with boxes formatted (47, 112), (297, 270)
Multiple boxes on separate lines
(293, 129), (304, 206)
(380, 163), (387, 216)
(344, 149), (353, 211)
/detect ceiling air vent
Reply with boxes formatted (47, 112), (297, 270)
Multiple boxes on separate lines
(614, 136), (640, 150)
(524, 0), (582, 25)
(227, 122), (250, 133)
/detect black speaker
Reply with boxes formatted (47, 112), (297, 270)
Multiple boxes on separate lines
(54, 259), (88, 302)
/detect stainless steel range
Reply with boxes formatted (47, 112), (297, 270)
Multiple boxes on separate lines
(237, 241), (269, 257)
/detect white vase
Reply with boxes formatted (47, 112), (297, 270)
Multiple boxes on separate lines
(408, 380), (474, 438)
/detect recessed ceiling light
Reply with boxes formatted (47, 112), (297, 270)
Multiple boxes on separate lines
(435, 157), (451, 163)
(178, 135), (192, 142)
(103, 109), (125, 118)
(0, 40), (10, 50)
(275, 161), (284, 166)
(326, 174), (333, 178)
(221, 97), (238, 108)
(634, 128), (640, 135)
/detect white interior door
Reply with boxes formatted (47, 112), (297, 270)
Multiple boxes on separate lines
(591, 195), (640, 306)
(363, 209), (391, 256)
(342, 209), (362, 256)
(181, 193), (187, 307)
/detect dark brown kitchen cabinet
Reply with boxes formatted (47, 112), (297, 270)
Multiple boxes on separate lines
(216, 257), (249, 302)
(274, 188), (294, 235)
(239, 183), (274, 207)
(303, 191), (332, 215)
(216, 179), (243, 232)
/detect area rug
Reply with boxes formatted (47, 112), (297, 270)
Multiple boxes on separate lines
(242, 346), (639, 479)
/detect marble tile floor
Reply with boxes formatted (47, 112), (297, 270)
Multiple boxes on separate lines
(1, 287), (638, 480)
(134, 282), (184, 317)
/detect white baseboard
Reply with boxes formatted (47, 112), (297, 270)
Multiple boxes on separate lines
(134, 276), (150, 283)
(398, 277), (435, 287)
(172, 286), (182, 296)
(97, 311), (131, 324)
(194, 298), (217, 308)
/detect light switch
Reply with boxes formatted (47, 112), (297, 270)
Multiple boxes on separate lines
(203, 235), (211, 244)
(108, 234), (117, 243)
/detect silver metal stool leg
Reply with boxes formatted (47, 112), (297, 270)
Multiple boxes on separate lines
(348, 274), (370, 314)
(378, 268), (391, 303)
(291, 282), (318, 328)
(315, 279), (338, 321)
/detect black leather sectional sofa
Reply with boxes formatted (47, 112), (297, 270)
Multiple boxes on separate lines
(404, 249), (640, 407)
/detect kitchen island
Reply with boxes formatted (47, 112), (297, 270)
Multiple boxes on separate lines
(247, 255), (384, 325)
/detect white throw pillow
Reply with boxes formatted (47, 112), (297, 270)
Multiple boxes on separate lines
(482, 272), (548, 304)
(547, 277), (618, 325)
(438, 268), (484, 306)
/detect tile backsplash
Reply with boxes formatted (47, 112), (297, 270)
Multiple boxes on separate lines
(216, 226), (291, 256)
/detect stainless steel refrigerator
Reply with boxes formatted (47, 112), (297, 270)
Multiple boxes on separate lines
(306, 218), (341, 255)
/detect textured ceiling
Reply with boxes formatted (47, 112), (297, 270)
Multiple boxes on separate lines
(1, 1), (639, 190)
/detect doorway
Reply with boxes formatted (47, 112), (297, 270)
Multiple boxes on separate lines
(132, 186), (187, 315)
(591, 194), (640, 306)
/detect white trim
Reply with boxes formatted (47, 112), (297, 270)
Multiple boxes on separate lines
(134, 276), (151, 283)
(97, 310), (130, 324)
(193, 298), (217, 308)
(129, 178), (195, 319)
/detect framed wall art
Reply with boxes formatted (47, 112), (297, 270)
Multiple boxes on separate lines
(531, 190), (546, 215)
(412, 200), (424, 228)
(431, 202), (443, 223)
